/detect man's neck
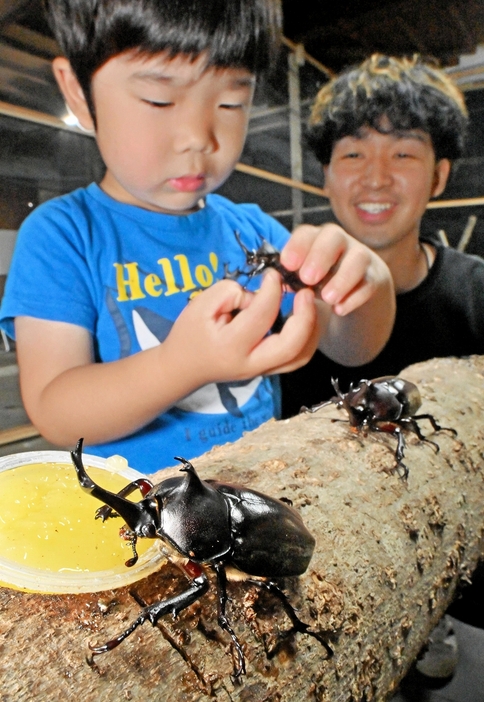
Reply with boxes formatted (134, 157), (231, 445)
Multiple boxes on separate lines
(377, 237), (435, 294)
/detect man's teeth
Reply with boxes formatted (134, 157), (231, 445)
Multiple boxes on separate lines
(358, 202), (392, 214)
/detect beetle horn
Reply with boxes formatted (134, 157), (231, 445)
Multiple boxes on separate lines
(234, 230), (250, 255)
(174, 456), (198, 474)
(71, 439), (149, 532)
(331, 377), (344, 399)
(173, 456), (209, 492)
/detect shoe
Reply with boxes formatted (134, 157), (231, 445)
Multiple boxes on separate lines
(415, 615), (458, 684)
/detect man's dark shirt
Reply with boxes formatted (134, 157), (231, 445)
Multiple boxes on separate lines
(280, 242), (484, 418)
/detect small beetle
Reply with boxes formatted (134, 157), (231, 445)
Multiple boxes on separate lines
(302, 376), (457, 479)
(71, 439), (332, 676)
(228, 230), (309, 291)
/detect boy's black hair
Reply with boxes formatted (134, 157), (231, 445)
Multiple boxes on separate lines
(307, 54), (468, 164)
(45, 0), (281, 111)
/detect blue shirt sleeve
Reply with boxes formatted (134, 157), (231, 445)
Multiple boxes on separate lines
(0, 197), (97, 338)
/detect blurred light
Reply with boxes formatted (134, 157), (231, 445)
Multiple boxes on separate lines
(62, 111), (79, 127)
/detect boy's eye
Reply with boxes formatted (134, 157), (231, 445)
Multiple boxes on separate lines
(219, 103), (244, 110)
(142, 100), (173, 108)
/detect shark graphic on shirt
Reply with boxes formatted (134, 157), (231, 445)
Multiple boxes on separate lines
(106, 289), (263, 417)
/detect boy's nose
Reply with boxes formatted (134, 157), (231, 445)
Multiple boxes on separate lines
(173, 112), (216, 154)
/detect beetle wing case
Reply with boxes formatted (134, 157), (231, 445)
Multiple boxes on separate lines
(208, 481), (315, 578)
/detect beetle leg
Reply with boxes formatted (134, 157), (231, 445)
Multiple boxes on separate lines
(399, 417), (440, 454)
(247, 579), (333, 658)
(300, 399), (333, 414)
(371, 423), (409, 480)
(89, 568), (209, 658)
(213, 563), (246, 678)
(411, 414), (458, 437)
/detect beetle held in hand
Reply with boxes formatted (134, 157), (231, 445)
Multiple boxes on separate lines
(71, 439), (332, 676)
(228, 230), (309, 291)
(302, 376), (457, 479)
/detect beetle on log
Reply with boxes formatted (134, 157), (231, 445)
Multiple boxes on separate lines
(302, 376), (457, 479)
(70, 439), (333, 676)
(2, 356), (484, 701)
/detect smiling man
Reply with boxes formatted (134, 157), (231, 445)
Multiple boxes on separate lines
(281, 53), (484, 418)
(280, 52), (484, 686)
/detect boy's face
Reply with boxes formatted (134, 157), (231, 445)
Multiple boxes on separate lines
(322, 124), (451, 253)
(56, 52), (255, 214)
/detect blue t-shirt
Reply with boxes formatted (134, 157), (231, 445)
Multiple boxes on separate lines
(0, 185), (292, 473)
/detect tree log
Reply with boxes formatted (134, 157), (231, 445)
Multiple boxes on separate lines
(1, 355), (484, 702)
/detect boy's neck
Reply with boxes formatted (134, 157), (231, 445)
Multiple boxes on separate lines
(378, 236), (435, 295)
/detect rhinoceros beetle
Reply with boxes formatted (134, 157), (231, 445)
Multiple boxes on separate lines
(228, 230), (309, 291)
(71, 439), (332, 676)
(302, 376), (457, 479)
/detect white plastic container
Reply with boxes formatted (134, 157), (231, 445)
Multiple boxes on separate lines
(0, 450), (164, 593)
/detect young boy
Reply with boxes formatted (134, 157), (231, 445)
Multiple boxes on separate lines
(281, 53), (484, 418)
(0, 0), (394, 473)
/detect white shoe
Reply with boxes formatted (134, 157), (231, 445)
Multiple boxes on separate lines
(416, 615), (458, 680)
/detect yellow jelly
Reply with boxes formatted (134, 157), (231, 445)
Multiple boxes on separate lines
(0, 462), (152, 575)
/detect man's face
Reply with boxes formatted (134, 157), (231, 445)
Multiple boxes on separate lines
(88, 51), (255, 214)
(322, 125), (450, 252)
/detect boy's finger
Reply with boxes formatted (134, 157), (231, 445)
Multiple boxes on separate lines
(248, 288), (318, 372)
(198, 279), (254, 323)
(229, 269), (283, 343)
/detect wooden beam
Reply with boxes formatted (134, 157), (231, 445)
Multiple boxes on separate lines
(0, 423), (39, 446)
(1, 23), (60, 58)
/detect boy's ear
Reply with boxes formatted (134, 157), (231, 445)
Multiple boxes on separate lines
(52, 57), (95, 132)
(431, 159), (451, 199)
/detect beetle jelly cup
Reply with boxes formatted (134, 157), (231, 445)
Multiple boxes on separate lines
(0, 450), (164, 593)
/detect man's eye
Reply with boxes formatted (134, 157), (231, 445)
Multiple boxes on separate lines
(220, 103), (243, 110)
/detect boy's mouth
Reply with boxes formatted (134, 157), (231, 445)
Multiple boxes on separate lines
(169, 175), (206, 192)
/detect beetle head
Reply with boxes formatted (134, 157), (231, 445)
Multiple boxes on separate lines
(332, 377), (371, 427)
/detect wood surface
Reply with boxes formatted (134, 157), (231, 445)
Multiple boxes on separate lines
(1, 355), (483, 702)
(0, 422), (39, 447)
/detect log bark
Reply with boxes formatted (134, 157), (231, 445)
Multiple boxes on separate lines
(1, 355), (484, 702)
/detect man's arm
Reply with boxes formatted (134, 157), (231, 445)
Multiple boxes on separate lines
(280, 223), (396, 366)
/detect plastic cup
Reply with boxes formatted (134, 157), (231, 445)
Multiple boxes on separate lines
(0, 450), (164, 593)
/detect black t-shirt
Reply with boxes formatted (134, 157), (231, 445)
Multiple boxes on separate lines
(280, 242), (484, 418)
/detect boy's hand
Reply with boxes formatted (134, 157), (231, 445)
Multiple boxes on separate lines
(279, 223), (389, 317)
(163, 270), (320, 384)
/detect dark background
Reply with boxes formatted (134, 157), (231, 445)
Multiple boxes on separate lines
(0, 0), (482, 256)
